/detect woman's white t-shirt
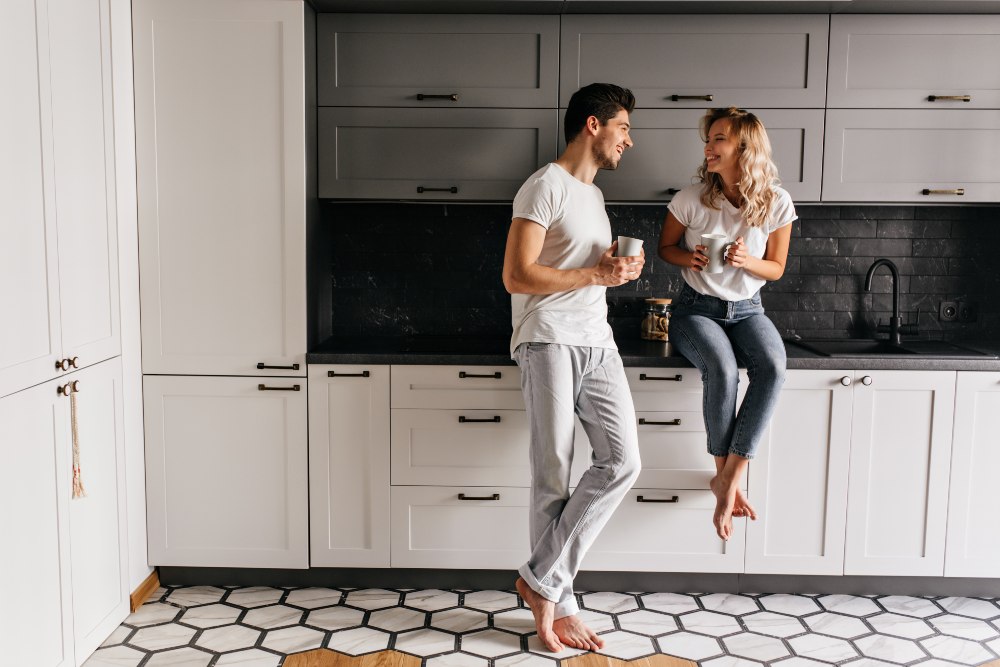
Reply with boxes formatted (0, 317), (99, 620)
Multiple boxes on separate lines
(667, 184), (797, 302)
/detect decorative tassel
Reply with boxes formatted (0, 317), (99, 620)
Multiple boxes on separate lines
(70, 389), (86, 499)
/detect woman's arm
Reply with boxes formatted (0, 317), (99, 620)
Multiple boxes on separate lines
(726, 223), (792, 281)
(658, 211), (708, 271)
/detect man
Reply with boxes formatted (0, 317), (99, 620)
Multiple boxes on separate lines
(501, 83), (644, 653)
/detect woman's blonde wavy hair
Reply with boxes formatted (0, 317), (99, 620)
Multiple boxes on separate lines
(697, 107), (780, 229)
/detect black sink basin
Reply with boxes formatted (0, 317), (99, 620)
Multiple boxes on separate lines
(786, 338), (997, 359)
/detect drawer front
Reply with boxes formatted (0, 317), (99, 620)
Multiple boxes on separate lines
(390, 486), (529, 569)
(391, 365), (523, 409)
(318, 14), (558, 108)
(583, 489), (745, 572)
(626, 367), (703, 412)
(635, 411), (714, 489)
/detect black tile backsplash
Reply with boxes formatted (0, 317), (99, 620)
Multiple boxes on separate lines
(322, 202), (1000, 344)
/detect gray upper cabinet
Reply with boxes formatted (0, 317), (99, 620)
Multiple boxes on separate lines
(828, 15), (1000, 109)
(560, 15), (829, 109)
(317, 14), (559, 107)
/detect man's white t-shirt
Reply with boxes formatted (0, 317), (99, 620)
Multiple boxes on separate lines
(509, 163), (617, 356)
(668, 184), (797, 302)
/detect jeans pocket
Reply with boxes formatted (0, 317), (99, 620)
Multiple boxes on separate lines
(526, 342), (550, 350)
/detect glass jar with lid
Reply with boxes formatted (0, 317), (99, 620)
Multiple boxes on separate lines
(641, 298), (671, 342)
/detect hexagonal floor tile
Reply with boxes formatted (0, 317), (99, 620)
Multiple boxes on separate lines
(679, 611), (742, 637)
(261, 625), (324, 654)
(617, 609), (678, 636)
(285, 588), (342, 610)
(867, 613), (935, 639)
(427, 652), (490, 667)
(803, 612), (870, 639)
(195, 624), (262, 652)
(723, 632), (790, 662)
(461, 628), (522, 658)
(855, 633), (926, 663)
(369, 607), (427, 632)
(581, 591), (639, 614)
(344, 589), (401, 611)
(464, 590), (520, 612)
(930, 614), (999, 641)
(306, 605), (365, 631)
(81, 644), (145, 667)
(702, 657), (763, 667)
(741, 612), (806, 638)
(242, 604), (303, 629)
(99, 625), (132, 647)
(495, 652), (558, 666)
(937, 597), (1000, 620)
(641, 593), (700, 615)
(759, 595), (822, 617)
(129, 623), (196, 651)
(578, 609), (616, 634)
(988, 636), (1000, 656)
(700, 594), (760, 617)
(214, 648), (281, 666)
(788, 633), (859, 662)
(226, 587), (284, 609)
(657, 631), (724, 660)
(326, 627), (392, 655)
(595, 630), (655, 660)
(180, 603), (242, 629)
(769, 658), (830, 667)
(877, 596), (941, 618)
(920, 634), (994, 664)
(491, 608), (535, 635)
(817, 595), (881, 617)
(166, 586), (227, 607)
(395, 628), (457, 656)
(406, 589), (460, 611)
(144, 647), (213, 667)
(125, 601), (180, 627)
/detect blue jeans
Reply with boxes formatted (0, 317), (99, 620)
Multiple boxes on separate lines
(669, 284), (786, 459)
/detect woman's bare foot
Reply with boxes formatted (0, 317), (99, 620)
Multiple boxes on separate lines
(553, 615), (603, 651)
(515, 578), (563, 653)
(709, 474), (738, 540)
(733, 487), (756, 520)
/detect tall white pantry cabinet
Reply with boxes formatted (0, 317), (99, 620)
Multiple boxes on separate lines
(133, 0), (312, 568)
(1, 0), (130, 664)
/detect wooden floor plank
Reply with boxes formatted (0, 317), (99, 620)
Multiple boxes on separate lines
(283, 649), (421, 667)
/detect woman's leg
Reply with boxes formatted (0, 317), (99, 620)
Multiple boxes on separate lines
(727, 312), (787, 459)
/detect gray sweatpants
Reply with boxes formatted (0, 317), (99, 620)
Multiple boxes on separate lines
(513, 342), (641, 618)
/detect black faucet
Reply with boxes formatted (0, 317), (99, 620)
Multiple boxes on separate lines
(864, 258), (907, 345)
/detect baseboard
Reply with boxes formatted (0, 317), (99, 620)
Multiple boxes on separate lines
(130, 569), (160, 613)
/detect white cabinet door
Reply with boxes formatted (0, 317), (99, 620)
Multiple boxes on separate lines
(745, 370), (853, 575)
(823, 109), (1000, 203)
(308, 365), (390, 568)
(561, 15), (829, 109)
(144, 375), (308, 568)
(391, 365), (523, 410)
(317, 14), (559, 108)
(844, 371), (955, 576)
(828, 15), (1000, 109)
(945, 372), (1000, 577)
(133, 0), (306, 376)
(0, 378), (74, 667)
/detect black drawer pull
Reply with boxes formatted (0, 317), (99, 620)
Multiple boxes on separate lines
(258, 384), (300, 391)
(417, 93), (459, 101)
(257, 363), (300, 370)
(459, 415), (501, 423)
(639, 373), (683, 382)
(669, 94), (713, 101)
(665, 188), (680, 195)
(927, 94), (971, 102)
(328, 370), (370, 378)
(458, 493), (500, 501)
(639, 418), (682, 426)
(417, 186), (458, 194)
(637, 495), (679, 503)
(459, 371), (501, 379)
(921, 188), (964, 196)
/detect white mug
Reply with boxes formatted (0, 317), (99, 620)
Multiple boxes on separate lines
(700, 233), (731, 274)
(616, 235), (644, 257)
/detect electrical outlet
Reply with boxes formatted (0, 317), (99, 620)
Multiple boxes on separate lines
(958, 301), (979, 323)
(939, 300), (958, 322)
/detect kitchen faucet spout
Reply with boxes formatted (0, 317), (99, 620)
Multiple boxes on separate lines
(864, 258), (902, 345)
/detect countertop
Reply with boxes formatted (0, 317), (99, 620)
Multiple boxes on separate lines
(307, 335), (1000, 371)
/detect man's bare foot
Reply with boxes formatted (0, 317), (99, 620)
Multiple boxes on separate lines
(515, 578), (563, 653)
(553, 615), (604, 651)
(709, 474), (738, 540)
(732, 487), (757, 520)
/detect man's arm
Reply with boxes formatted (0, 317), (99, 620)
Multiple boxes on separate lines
(502, 218), (643, 295)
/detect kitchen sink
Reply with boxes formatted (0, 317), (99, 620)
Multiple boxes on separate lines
(786, 338), (997, 359)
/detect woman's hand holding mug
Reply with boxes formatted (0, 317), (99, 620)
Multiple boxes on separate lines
(725, 236), (748, 268)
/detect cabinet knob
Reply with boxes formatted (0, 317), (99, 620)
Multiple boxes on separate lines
(69, 356), (78, 369)
(55, 358), (69, 371)
(861, 375), (873, 386)
(840, 376), (852, 386)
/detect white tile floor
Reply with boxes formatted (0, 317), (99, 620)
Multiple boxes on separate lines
(83, 587), (1000, 666)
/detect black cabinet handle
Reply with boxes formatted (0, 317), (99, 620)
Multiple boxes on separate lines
(927, 94), (970, 102)
(328, 370), (370, 378)
(669, 94), (713, 101)
(417, 186), (458, 194)
(665, 188), (680, 195)
(458, 493), (500, 501)
(639, 373), (683, 382)
(258, 384), (300, 391)
(257, 363), (300, 370)
(459, 371), (501, 379)
(458, 416), (501, 423)
(417, 93), (459, 101)
(637, 495), (679, 503)
(638, 418), (682, 426)
(921, 188), (964, 195)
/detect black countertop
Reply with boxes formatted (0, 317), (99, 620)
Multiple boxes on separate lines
(307, 335), (1000, 371)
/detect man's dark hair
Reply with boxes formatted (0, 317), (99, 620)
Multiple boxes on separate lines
(563, 82), (636, 145)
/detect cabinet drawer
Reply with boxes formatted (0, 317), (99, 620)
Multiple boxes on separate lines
(318, 108), (557, 200)
(592, 109), (823, 202)
(829, 15), (1000, 109)
(823, 109), (1000, 202)
(390, 486), (529, 569)
(561, 15), (828, 109)
(391, 365), (523, 409)
(635, 411), (716, 489)
(317, 14), (558, 108)
(626, 367), (702, 412)
(583, 489), (745, 573)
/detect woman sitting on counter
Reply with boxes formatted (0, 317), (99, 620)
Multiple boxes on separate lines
(658, 107), (796, 541)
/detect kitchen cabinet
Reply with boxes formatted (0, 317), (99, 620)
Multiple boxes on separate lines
(745, 370), (853, 576)
(822, 109), (1000, 202)
(844, 371), (955, 577)
(0, 358), (128, 666)
(133, 0), (307, 376)
(593, 109), (824, 202)
(1, 0), (120, 400)
(143, 375), (309, 568)
(317, 14), (559, 108)
(828, 15), (1000, 109)
(560, 15), (829, 109)
(318, 108), (558, 200)
(945, 372), (1000, 578)
(309, 365), (391, 568)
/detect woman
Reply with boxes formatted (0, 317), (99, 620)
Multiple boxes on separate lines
(658, 107), (795, 541)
